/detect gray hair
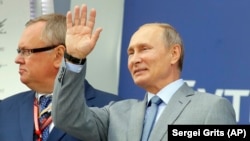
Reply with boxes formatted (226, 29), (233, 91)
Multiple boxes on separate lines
(25, 13), (66, 46)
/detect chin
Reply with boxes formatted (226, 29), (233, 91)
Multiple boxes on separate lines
(20, 78), (28, 84)
(134, 79), (147, 87)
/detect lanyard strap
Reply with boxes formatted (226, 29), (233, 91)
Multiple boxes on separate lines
(34, 98), (52, 141)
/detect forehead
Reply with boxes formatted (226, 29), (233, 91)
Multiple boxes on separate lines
(128, 25), (164, 49)
(18, 22), (46, 48)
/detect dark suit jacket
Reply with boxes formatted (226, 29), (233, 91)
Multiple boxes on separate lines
(0, 80), (122, 141)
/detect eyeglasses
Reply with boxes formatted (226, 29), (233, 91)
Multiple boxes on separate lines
(17, 45), (58, 57)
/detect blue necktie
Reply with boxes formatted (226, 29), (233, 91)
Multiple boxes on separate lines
(141, 96), (162, 141)
(39, 95), (52, 141)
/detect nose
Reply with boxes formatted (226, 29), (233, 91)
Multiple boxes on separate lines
(15, 53), (24, 64)
(129, 52), (142, 65)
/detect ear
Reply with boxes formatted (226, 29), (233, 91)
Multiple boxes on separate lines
(169, 44), (181, 65)
(54, 45), (65, 68)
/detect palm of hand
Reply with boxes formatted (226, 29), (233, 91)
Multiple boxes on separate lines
(64, 4), (102, 59)
(66, 25), (94, 59)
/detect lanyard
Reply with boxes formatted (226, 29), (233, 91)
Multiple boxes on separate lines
(34, 98), (52, 141)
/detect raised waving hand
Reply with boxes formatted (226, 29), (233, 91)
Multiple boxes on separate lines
(65, 4), (102, 59)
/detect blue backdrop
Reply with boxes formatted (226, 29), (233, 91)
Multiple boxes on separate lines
(119, 0), (250, 124)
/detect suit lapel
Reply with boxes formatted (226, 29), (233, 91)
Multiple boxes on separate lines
(47, 127), (66, 141)
(19, 91), (36, 141)
(149, 83), (194, 141)
(128, 98), (147, 141)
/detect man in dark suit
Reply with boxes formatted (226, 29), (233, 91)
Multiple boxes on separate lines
(52, 4), (236, 141)
(0, 13), (121, 141)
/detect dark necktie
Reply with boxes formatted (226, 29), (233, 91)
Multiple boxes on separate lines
(39, 95), (52, 141)
(141, 96), (162, 141)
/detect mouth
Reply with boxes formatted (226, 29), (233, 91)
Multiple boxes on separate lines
(18, 68), (25, 75)
(133, 68), (147, 76)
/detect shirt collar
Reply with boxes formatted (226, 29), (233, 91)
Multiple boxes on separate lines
(36, 93), (53, 102)
(147, 79), (184, 104)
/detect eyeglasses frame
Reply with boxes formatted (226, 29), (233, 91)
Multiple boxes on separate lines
(17, 45), (58, 56)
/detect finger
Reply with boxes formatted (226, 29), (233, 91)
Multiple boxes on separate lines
(80, 4), (87, 26)
(87, 8), (97, 34)
(66, 11), (73, 29)
(73, 5), (80, 25)
(90, 27), (102, 47)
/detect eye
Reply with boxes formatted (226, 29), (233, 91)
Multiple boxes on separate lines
(128, 52), (134, 56)
(127, 49), (134, 56)
(142, 46), (150, 51)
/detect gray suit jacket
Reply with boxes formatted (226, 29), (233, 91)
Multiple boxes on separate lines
(52, 61), (236, 141)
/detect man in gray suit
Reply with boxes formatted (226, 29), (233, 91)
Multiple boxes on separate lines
(52, 4), (237, 141)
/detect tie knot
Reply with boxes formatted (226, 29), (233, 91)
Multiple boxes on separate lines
(150, 96), (162, 106)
